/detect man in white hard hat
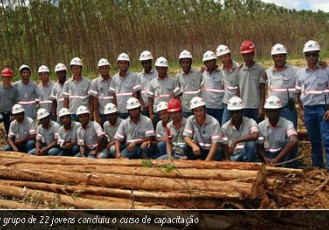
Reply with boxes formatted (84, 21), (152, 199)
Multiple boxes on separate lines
(176, 50), (202, 118)
(296, 40), (329, 170)
(76, 105), (106, 158)
(138, 51), (157, 117)
(115, 97), (156, 159)
(3, 104), (36, 153)
(89, 58), (116, 126)
(57, 108), (80, 156)
(257, 96), (298, 167)
(109, 53), (141, 120)
(14, 64), (38, 119)
(37, 65), (54, 119)
(98, 103), (122, 158)
(183, 96), (223, 161)
(62, 57), (91, 121)
(201, 51), (225, 124)
(50, 63), (67, 123)
(28, 108), (60, 156)
(148, 56), (182, 126)
(222, 96), (259, 162)
(216, 45), (240, 125)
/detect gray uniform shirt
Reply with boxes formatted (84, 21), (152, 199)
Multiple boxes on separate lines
(37, 81), (54, 113)
(109, 71), (141, 113)
(138, 68), (158, 106)
(156, 120), (167, 139)
(14, 80), (38, 119)
(77, 121), (105, 149)
(202, 68), (225, 109)
(50, 81), (65, 115)
(103, 118), (123, 142)
(57, 121), (81, 146)
(167, 117), (186, 155)
(62, 76), (91, 114)
(8, 116), (36, 139)
(36, 120), (60, 145)
(222, 60), (239, 104)
(177, 68), (203, 112)
(183, 114), (222, 150)
(0, 84), (18, 113)
(89, 75), (114, 114)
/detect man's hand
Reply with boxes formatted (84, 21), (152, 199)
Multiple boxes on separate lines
(324, 110), (329, 121)
(12, 146), (19, 152)
(192, 144), (201, 156)
(14, 139), (22, 145)
(264, 157), (272, 165)
(258, 108), (264, 120)
(126, 142), (136, 152)
(89, 150), (97, 157)
(141, 141), (151, 149)
(116, 153), (122, 159)
(228, 140), (237, 155)
(149, 113), (155, 122)
(36, 148), (44, 156)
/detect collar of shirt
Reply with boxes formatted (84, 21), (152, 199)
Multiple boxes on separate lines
(128, 116), (142, 124)
(82, 122), (91, 130)
(272, 63), (288, 73)
(157, 75), (169, 80)
(192, 114), (211, 126)
(205, 67), (220, 74)
(41, 81), (51, 87)
(306, 62), (321, 71)
(72, 76), (83, 83)
(242, 62), (258, 71)
(181, 68), (195, 76)
(229, 119), (244, 131)
(99, 74), (111, 82)
(142, 68), (155, 74)
(42, 121), (53, 130)
(119, 71), (130, 78)
(222, 60), (238, 72)
(266, 117), (283, 129)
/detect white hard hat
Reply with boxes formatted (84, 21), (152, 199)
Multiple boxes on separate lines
(19, 64), (32, 72)
(126, 97), (141, 110)
(70, 57), (83, 66)
(55, 63), (67, 72)
(139, 51), (153, 61)
(271, 44), (287, 55)
(37, 108), (50, 120)
(58, 108), (71, 118)
(38, 65), (50, 73)
(216, 45), (231, 57)
(190, 96), (206, 110)
(227, 96), (243, 111)
(155, 57), (168, 67)
(264, 96), (282, 109)
(76, 105), (89, 116)
(98, 58), (110, 67)
(117, 53), (130, 62)
(179, 50), (193, 60)
(12, 104), (24, 114)
(303, 40), (321, 53)
(202, 51), (217, 62)
(104, 103), (118, 114)
(156, 101), (168, 112)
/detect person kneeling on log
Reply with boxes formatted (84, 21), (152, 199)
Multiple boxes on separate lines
(222, 96), (259, 162)
(75, 105), (107, 158)
(28, 108), (60, 156)
(115, 97), (156, 159)
(183, 96), (223, 161)
(257, 96), (298, 167)
(3, 104), (36, 153)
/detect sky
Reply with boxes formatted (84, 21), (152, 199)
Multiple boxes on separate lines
(260, 0), (329, 12)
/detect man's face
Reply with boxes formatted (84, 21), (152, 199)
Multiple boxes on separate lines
(242, 52), (255, 64)
(61, 115), (71, 126)
(156, 67), (167, 78)
(106, 113), (118, 124)
(128, 107), (140, 120)
(158, 110), (169, 123)
(305, 51), (319, 66)
(71, 65), (82, 76)
(56, 70), (66, 81)
(204, 59), (216, 71)
(41, 116), (50, 127)
(99, 65), (110, 77)
(229, 110), (243, 123)
(180, 58), (192, 73)
(118, 61), (129, 71)
(20, 69), (31, 81)
(2, 76), (12, 84)
(272, 54), (286, 68)
(169, 111), (182, 123)
(14, 112), (24, 122)
(193, 106), (206, 123)
(266, 109), (280, 120)
(219, 53), (231, 66)
(141, 60), (152, 72)
(39, 72), (49, 82)
(78, 113), (89, 126)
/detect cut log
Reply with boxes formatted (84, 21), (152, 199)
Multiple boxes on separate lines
(0, 199), (39, 209)
(266, 166), (304, 176)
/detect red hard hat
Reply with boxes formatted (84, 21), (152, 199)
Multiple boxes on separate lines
(167, 99), (182, 112)
(240, 40), (255, 54)
(1, 68), (14, 77)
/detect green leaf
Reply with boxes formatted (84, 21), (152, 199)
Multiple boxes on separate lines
(142, 159), (153, 168)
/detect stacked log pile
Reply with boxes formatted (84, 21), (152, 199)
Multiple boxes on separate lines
(0, 152), (306, 209)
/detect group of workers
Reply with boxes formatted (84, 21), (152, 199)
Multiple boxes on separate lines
(1, 39), (328, 170)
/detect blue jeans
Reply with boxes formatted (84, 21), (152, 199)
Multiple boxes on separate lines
(243, 108), (263, 123)
(4, 140), (35, 153)
(121, 145), (156, 159)
(281, 105), (297, 129)
(221, 104), (230, 126)
(58, 145), (79, 156)
(75, 147), (97, 158)
(304, 105), (329, 169)
(154, 141), (167, 159)
(98, 145), (116, 158)
(156, 153), (184, 160)
(230, 141), (257, 162)
(206, 108), (224, 125)
(183, 111), (193, 118)
(183, 145), (223, 161)
(28, 145), (60, 156)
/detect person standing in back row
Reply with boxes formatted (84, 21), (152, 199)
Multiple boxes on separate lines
(37, 65), (54, 119)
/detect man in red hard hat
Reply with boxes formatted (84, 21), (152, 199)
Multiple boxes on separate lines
(0, 68), (18, 135)
(238, 40), (266, 123)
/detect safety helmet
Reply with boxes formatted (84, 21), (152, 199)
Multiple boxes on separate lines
(240, 40), (255, 54)
(19, 64), (32, 73)
(303, 40), (321, 53)
(58, 108), (71, 118)
(202, 51), (217, 62)
(70, 57), (83, 66)
(76, 105), (89, 116)
(139, 51), (153, 61)
(55, 63), (67, 72)
(264, 96), (282, 109)
(98, 58), (110, 67)
(179, 50), (193, 60)
(227, 96), (243, 111)
(104, 103), (118, 114)
(167, 99), (182, 112)
(1, 68), (14, 77)
(12, 104), (24, 114)
(155, 57), (168, 67)
(156, 101), (168, 112)
(38, 65), (50, 73)
(271, 44), (287, 55)
(37, 108), (50, 120)
(190, 96), (206, 110)
(126, 97), (141, 110)
(216, 45), (231, 57)
(117, 53), (130, 62)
